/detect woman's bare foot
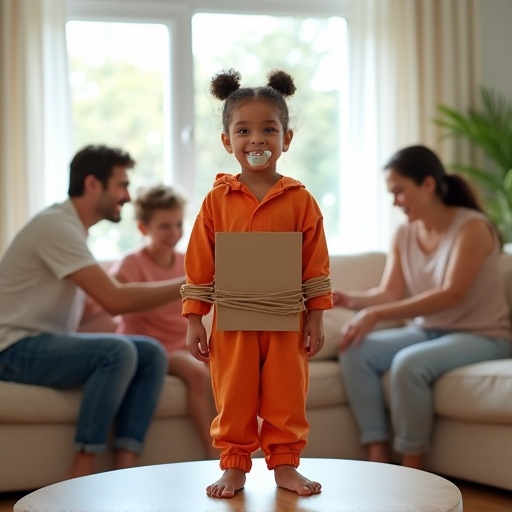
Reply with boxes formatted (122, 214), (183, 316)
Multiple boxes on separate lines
(367, 441), (391, 463)
(402, 453), (424, 469)
(206, 469), (246, 499)
(274, 465), (321, 496)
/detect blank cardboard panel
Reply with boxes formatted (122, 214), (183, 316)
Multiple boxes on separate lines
(215, 232), (302, 331)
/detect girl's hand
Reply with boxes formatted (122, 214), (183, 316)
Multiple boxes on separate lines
(304, 310), (324, 358)
(338, 309), (377, 352)
(186, 315), (209, 362)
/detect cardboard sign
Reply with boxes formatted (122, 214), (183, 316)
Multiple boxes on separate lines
(215, 232), (302, 331)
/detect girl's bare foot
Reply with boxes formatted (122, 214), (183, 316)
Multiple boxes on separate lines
(274, 465), (321, 496)
(206, 469), (246, 499)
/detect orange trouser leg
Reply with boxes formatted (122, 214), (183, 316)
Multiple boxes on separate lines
(258, 330), (309, 469)
(209, 329), (261, 472)
(209, 326), (309, 473)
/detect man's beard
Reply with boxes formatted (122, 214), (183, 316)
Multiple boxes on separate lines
(98, 200), (124, 223)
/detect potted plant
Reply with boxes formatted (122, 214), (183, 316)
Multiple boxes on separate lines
(435, 87), (512, 242)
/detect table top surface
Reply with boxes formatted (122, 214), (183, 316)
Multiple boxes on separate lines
(15, 457), (463, 512)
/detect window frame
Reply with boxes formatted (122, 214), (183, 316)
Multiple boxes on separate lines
(67, 0), (350, 196)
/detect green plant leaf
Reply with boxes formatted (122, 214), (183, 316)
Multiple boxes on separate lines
(434, 87), (512, 241)
(504, 169), (512, 198)
(450, 164), (502, 189)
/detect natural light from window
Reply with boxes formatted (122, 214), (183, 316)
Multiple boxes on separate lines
(191, 14), (348, 252)
(66, 21), (171, 259)
(66, 13), (348, 259)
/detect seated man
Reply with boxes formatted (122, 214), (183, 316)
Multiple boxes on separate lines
(0, 144), (184, 478)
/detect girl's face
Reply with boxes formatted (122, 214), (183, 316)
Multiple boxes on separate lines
(138, 207), (183, 252)
(385, 168), (435, 222)
(221, 98), (293, 174)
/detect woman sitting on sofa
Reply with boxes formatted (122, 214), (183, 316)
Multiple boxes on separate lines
(335, 144), (512, 469)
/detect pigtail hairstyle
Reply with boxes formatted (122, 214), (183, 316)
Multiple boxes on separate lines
(209, 68), (241, 101)
(211, 69), (296, 133)
(266, 69), (297, 97)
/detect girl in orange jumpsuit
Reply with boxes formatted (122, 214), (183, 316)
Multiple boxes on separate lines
(182, 69), (332, 499)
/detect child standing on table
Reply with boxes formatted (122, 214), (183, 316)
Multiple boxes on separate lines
(110, 184), (218, 459)
(181, 69), (333, 499)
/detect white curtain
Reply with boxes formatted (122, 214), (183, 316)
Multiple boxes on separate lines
(340, 0), (480, 252)
(0, 0), (72, 252)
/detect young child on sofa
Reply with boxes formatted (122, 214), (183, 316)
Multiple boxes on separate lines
(181, 68), (332, 499)
(110, 184), (218, 459)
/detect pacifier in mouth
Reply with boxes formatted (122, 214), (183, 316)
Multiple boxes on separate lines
(247, 150), (272, 166)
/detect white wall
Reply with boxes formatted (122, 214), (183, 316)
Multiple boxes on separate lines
(478, 0), (512, 98)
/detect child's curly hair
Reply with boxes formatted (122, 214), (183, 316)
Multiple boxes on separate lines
(210, 69), (296, 133)
(134, 184), (186, 225)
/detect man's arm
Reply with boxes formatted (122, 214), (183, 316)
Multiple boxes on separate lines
(68, 264), (184, 316)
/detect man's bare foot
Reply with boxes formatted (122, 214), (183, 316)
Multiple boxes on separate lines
(206, 469), (246, 499)
(114, 449), (137, 470)
(274, 465), (321, 496)
(67, 452), (95, 479)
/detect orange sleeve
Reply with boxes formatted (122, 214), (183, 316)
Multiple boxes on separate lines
(300, 192), (333, 311)
(183, 195), (216, 317)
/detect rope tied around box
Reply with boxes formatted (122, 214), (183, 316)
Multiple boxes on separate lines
(180, 275), (331, 316)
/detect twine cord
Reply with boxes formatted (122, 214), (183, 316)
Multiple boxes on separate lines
(180, 283), (215, 304)
(302, 275), (333, 301)
(180, 275), (331, 316)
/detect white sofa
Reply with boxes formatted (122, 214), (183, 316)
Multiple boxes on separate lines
(1, 252), (512, 492)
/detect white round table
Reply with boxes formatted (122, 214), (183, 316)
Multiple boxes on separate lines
(14, 457), (463, 512)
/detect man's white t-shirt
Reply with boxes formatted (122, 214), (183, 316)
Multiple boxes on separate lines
(0, 199), (97, 351)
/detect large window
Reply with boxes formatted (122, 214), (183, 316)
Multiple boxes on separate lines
(67, 1), (348, 258)
(66, 21), (171, 258)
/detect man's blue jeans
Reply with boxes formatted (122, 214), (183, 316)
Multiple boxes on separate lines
(0, 332), (167, 454)
(339, 326), (511, 455)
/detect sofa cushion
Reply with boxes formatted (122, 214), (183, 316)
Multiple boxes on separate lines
(312, 252), (387, 361)
(0, 382), (82, 422)
(499, 252), (512, 320)
(434, 359), (512, 422)
(329, 252), (387, 291)
(313, 252), (405, 360)
(380, 359), (512, 422)
(0, 376), (190, 423)
(312, 307), (355, 360)
(306, 360), (346, 408)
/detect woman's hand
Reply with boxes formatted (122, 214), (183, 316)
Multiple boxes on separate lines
(186, 314), (209, 362)
(332, 290), (354, 308)
(338, 308), (378, 352)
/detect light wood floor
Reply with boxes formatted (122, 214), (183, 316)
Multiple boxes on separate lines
(0, 477), (510, 511)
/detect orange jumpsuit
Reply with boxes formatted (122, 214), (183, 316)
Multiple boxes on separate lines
(183, 173), (332, 472)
